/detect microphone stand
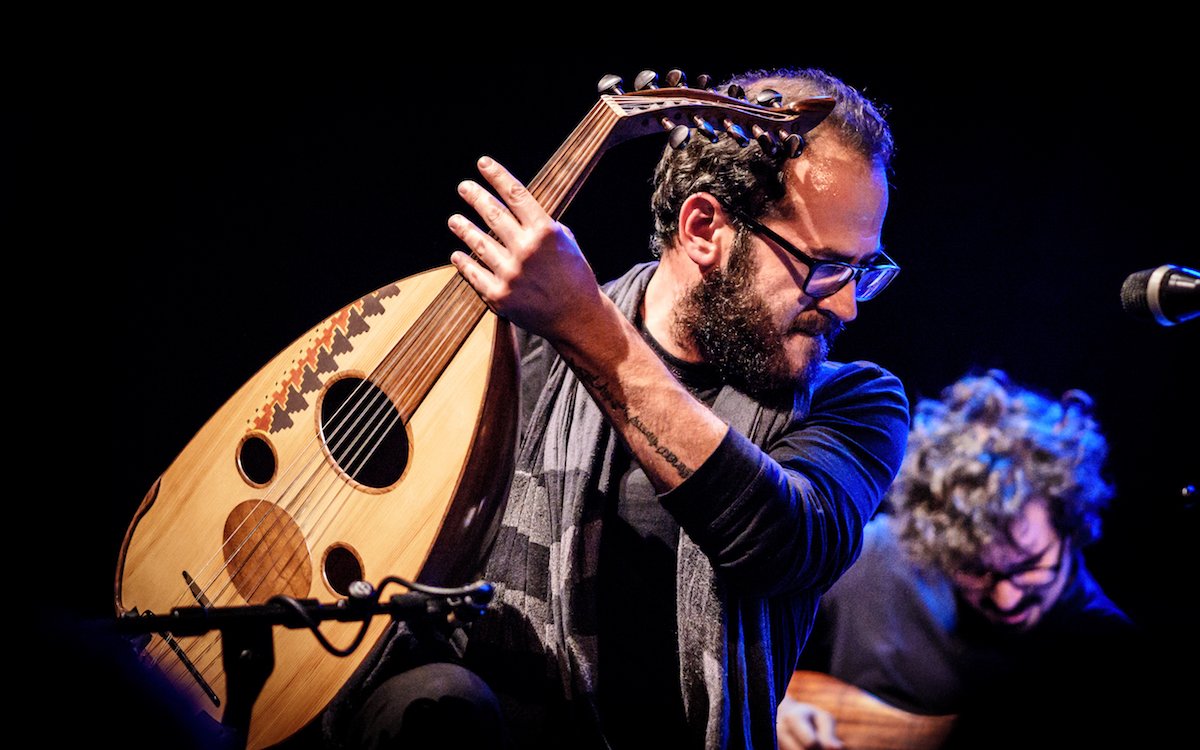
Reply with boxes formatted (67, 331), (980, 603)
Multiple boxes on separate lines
(114, 580), (494, 749)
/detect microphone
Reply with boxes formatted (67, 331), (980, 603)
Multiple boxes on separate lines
(1120, 264), (1200, 326)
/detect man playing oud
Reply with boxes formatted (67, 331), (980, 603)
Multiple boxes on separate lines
(350, 67), (908, 750)
(778, 370), (1140, 750)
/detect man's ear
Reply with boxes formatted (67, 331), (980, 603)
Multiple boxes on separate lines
(676, 193), (736, 273)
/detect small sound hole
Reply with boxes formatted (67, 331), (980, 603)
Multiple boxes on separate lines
(238, 434), (276, 486)
(323, 544), (364, 597)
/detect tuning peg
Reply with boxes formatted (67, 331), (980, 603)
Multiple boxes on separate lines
(755, 88), (783, 108)
(634, 70), (659, 91)
(752, 125), (780, 158)
(725, 84), (746, 100)
(723, 120), (750, 147)
(664, 69), (687, 88)
(660, 117), (692, 150)
(597, 74), (625, 95)
(694, 74), (715, 91)
(780, 132), (806, 158)
(668, 125), (691, 150)
(692, 116), (719, 143)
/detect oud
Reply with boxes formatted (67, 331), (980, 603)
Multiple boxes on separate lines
(114, 69), (833, 748)
(786, 671), (957, 750)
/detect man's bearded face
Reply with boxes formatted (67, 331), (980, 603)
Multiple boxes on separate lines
(673, 230), (843, 395)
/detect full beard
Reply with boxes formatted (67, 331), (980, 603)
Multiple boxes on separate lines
(672, 233), (843, 395)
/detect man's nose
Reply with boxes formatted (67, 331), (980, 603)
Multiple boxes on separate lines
(989, 579), (1025, 612)
(817, 280), (859, 323)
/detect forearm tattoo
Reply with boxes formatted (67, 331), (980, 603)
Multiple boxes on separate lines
(571, 360), (694, 480)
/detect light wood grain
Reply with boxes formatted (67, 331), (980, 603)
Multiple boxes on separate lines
(786, 671), (956, 750)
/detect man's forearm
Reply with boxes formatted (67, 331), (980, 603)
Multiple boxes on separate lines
(549, 295), (728, 493)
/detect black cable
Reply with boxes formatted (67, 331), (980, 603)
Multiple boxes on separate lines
(375, 575), (492, 598)
(267, 595), (373, 657)
(266, 576), (493, 657)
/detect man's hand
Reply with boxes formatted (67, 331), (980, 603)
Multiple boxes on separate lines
(778, 695), (845, 750)
(445, 156), (728, 493)
(448, 155), (605, 344)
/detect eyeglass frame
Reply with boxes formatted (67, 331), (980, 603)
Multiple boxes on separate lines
(951, 538), (1069, 593)
(726, 207), (901, 301)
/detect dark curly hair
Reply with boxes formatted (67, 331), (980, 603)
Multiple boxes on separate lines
(648, 67), (893, 256)
(889, 370), (1115, 577)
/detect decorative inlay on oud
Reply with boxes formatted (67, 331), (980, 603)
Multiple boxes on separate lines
(251, 284), (400, 434)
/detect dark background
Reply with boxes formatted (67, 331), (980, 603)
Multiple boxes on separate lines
(22, 39), (1196, 732)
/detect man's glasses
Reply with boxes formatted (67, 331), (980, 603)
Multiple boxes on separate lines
(729, 209), (900, 301)
(952, 540), (1068, 593)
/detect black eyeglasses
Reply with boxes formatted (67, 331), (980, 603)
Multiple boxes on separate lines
(952, 539), (1068, 593)
(729, 209), (900, 301)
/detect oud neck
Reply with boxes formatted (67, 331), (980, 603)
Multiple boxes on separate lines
(524, 99), (624, 221)
(448, 97), (623, 307)
(392, 100), (624, 412)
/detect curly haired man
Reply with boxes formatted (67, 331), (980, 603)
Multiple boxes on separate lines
(778, 370), (1141, 750)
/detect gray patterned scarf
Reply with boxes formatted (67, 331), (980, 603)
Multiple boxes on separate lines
(472, 261), (804, 749)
